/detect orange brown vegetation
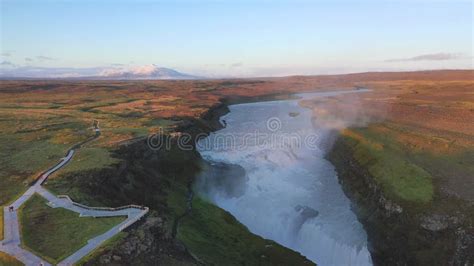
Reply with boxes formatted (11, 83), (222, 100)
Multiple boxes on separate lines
(0, 70), (472, 204)
(301, 72), (474, 203)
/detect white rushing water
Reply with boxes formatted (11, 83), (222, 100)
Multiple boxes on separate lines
(196, 90), (373, 266)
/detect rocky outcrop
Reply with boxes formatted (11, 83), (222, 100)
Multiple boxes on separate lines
(327, 136), (474, 266)
(84, 213), (197, 266)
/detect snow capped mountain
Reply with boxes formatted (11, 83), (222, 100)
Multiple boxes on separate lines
(98, 64), (199, 79)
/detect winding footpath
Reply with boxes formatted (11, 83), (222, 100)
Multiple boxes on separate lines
(0, 123), (148, 265)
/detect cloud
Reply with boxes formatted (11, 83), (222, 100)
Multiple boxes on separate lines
(385, 53), (467, 62)
(36, 55), (55, 61)
(230, 62), (243, 68)
(25, 57), (33, 62)
(0, 61), (15, 67)
(0, 66), (102, 78)
(1, 52), (12, 57)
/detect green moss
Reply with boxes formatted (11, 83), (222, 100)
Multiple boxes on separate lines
(344, 127), (434, 204)
(177, 196), (313, 266)
(54, 147), (119, 176)
(166, 184), (189, 217)
(0, 170), (29, 206)
(19, 194), (125, 264)
(0, 135), (68, 205)
(5, 139), (67, 172)
(368, 152), (433, 203)
(0, 118), (92, 205)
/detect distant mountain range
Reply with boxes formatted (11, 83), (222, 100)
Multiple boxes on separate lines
(96, 65), (201, 80)
(0, 64), (202, 80)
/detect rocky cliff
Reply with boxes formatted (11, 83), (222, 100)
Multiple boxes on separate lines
(328, 134), (474, 266)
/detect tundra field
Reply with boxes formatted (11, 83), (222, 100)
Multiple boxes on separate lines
(0, 70), (473, 265)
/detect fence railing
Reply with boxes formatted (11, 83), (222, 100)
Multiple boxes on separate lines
(39, 125), (149, 240)
(119, 209), (149, 231)
(57, 195), (149, 212)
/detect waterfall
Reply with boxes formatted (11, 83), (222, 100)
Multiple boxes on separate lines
(197, 90), (373, 266)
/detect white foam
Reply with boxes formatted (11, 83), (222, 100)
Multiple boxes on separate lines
(197, 90), (373, 266)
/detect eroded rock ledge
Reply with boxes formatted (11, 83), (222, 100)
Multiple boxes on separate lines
(327, 135), (474, 266)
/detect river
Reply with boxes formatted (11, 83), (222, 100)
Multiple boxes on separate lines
(196, 89), (373, 265)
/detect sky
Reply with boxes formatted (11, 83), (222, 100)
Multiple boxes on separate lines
(0, 0), (472, 78)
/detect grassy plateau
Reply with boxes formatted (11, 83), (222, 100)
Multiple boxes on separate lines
(19, 194), (125, 264)
(1, 70), (472, 264)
